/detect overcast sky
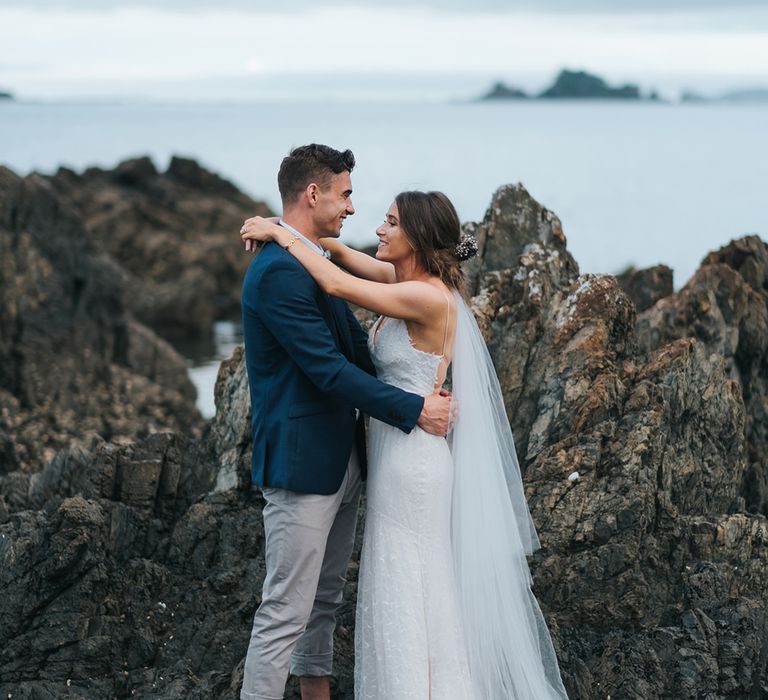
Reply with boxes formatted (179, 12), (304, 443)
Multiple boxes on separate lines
(2, 1), (767, 100)
(4, 0), (768, 9)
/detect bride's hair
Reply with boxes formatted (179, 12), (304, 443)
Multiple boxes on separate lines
(395, 190), (468, 294)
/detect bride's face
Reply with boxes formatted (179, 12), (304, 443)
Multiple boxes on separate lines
(375, 202), (415, 263)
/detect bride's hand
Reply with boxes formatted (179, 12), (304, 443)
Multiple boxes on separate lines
(240, 216), (280, 252)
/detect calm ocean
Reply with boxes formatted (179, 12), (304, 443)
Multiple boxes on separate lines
(2, 99), (766, 414)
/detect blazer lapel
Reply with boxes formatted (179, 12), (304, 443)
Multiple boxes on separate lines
(317, 291), (353, 360)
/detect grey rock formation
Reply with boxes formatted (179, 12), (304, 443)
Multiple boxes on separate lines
(0, 435), (265, 699)
(209, 346), (252, 492)
(0, 181), (766, 699)
(616, 263), (674, 312)
(462, 182), (578, 297)
(636, 236), (768, 517)
(47, 156), (273, 342)
(0, 166), (202, 477)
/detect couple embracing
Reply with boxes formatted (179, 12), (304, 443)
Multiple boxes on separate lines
(238, 144), (568, 700)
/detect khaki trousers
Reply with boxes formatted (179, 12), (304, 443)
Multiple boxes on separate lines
(241, 451), (362, 699)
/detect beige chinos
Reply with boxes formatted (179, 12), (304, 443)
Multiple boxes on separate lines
(241, 449), (362, 699)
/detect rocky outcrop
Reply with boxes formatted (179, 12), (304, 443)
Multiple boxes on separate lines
(540, 69), (641, 100)
(0, 181), (766, 699)
(209, 345), (252, 492)
(479, 81), (529, 100)
(476, 70), (653, 102)
(0, 434), (264, 700)
(458, 198), (767, 697)
(472, 270), (761, 697)
(462, 182), (578, 299)
(616, 263), (674, 312)
(47, 156), (273, 341)
(636, 236), (768, 516)
(0, 165), (202, 476)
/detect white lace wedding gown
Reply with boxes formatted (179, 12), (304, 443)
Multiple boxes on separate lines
(354, 306), (570, 700)
(355, 316), (477, 699)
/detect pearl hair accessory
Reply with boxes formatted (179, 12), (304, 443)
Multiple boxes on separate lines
(454, 232), (479, 261)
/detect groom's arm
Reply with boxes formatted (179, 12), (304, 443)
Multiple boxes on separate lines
(255, 257), (423, 433)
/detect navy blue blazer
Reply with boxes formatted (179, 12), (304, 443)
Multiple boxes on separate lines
(242, 241), (424, 495)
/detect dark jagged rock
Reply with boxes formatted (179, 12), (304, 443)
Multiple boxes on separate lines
(616, 264), (674, 312)
(0, 435), (266, 699)
(0, 182), (766, 699)
(46, 156), (273, 342)
(0, 165), (202, 476)
(540, 69), (641, 99)
(0, 408), (342, 699)
(464, 216), (767, 697)
(478, 81), (529, 100)
(636, 236), (768, 516)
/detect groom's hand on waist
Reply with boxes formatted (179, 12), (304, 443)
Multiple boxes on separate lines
(417, 391), (452, 437)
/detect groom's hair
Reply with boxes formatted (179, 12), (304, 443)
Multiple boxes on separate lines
(278, 144), (356, 206)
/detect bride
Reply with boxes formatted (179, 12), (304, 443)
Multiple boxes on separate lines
(240, 191), (568, 699)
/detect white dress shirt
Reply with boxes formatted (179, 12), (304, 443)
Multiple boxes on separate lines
(278, 219), (332, 258)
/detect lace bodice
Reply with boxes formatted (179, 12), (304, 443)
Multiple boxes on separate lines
(368, 317), (442, 396)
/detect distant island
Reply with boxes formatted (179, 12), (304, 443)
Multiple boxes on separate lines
(682, 88), (768, 103)
(0, 90), (14, 101)
(479, 69), (656, 101)
(482, 82), (529, 100)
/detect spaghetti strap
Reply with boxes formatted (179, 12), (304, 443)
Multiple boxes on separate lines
(440, 290), (451, 357)
(430, 291), (453, 392)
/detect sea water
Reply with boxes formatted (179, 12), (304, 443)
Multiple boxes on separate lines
(2, 98), (766, 415)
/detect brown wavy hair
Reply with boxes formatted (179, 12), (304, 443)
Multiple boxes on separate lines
(395, 191), (466, 294)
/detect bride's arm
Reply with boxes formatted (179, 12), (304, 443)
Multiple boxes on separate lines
(319, 239), (396, 283)
(241, 219), (443, 323)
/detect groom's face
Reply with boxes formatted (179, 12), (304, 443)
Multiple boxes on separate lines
(313, 171), (355, 238)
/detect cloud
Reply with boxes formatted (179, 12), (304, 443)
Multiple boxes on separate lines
(1, 4), (766, 100)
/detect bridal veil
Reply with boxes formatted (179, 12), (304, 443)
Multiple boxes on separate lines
(449, 291), (569, 699)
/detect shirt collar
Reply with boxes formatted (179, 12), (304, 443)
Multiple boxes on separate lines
(278, 219), (331, 258)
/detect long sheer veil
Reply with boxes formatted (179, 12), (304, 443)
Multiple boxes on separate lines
(449, 291), (569, 699)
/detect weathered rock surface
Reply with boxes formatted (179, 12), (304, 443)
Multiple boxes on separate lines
(47, 156), (273, 341)
(0, 181), (766, 699)
(0, 434), (268, 699)
(636, 236), (768, 517)
(462, 182), (578, 298)
(616, 263), (674, 312)
(0, 165), (202, 476)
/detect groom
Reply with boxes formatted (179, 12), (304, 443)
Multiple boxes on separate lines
(240, 144), (451, 700)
